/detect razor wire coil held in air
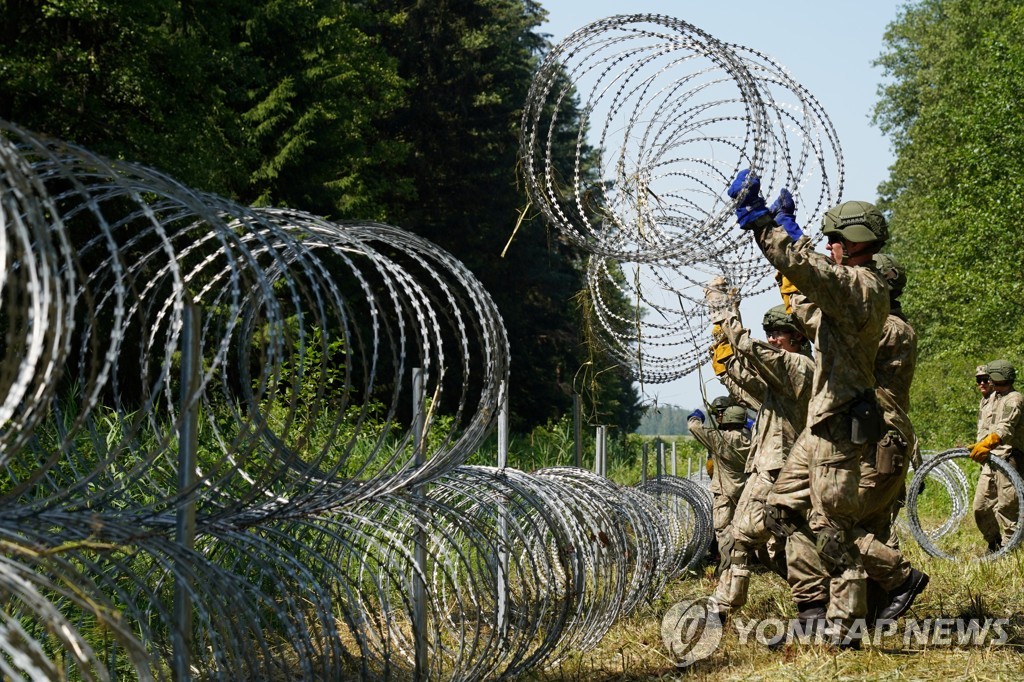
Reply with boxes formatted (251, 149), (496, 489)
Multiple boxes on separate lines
(0, 115), (715, 680)
(520, 13), (844, 382)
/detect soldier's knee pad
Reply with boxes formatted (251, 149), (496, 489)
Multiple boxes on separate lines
(765, 504), (800, 538)
(730, 549), (751, 569)
(815, 528), (859, 575)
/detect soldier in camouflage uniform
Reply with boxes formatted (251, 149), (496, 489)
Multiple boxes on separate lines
(728, 170), (890, 645)
(704, 297), (813, 619)
(970, 364), (996, 551)
(761, 253), (927, 626)
(970, 359), (1024, 550)
(855, 253), (928, 621)
(688, 403), (752, 563)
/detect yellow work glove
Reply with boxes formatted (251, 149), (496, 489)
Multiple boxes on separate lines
(969, 432), (1001, 463)
(705, 458), (714, 476)
(776, 271), (799, 314)
(711, 342), (733, 376)
(711, 323), (724, 345)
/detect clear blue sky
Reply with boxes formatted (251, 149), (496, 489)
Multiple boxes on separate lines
(539, 1), (904, 410)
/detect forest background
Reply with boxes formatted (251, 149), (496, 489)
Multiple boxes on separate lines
(2, 0), (1022, 453)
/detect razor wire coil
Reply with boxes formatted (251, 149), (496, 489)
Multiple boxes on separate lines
(905, 448), (1024, 561)
(1, 116), (715, 680)
(520, 14), (844, 383)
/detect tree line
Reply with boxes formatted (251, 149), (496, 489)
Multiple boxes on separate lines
(873, 0), (1024, 447)
(0, 0), (642, 436)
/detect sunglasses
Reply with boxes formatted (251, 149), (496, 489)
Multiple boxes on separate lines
(976, 377), (990, 384)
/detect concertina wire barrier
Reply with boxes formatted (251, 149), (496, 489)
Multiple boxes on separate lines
(2, 13), (1007, 681)
(0, 109), (714, 679)
(519, 13), (845, 383)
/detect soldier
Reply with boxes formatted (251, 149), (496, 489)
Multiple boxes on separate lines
(976, 364), (994, 412)
(705, 297), (813, 621)
(728, 170), (890, 646)
(970, 359), (1024, 551)
(698, 395), (740, 475)
(688, 403), (752, 567)
(856, 253), (928, 622)
(970, 364), (996, 552)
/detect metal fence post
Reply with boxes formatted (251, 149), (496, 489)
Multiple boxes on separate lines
(412, 369), (428, 681)
(594, 425), (607, 477)
(173, 302), (200, 682)
(641, 441), (648, 486)
(496, 381), (509, 637)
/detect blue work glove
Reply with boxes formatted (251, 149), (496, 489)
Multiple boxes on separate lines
(727, 169), (770, 229)
(745, 416), (755, 430)
(770, 188), (803, 241)
(688, 409), (706, 423)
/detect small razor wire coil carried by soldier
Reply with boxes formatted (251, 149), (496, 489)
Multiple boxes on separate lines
(906, 448), (1024, 560)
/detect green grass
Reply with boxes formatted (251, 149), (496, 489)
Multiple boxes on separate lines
(521, 532), (1024, 681)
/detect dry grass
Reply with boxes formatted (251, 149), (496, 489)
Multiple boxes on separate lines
(521, 534), (1024, 681)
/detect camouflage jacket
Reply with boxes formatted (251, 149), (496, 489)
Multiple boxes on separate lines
(753, 228), (889, 436)
(875, 312), (917, 413)
(875, 311), (920, 463)
(718, 349), (766, 411)
(688, 418), (750, 501)
(985, 389), (1024, 459)
(718, 301), (813, 473)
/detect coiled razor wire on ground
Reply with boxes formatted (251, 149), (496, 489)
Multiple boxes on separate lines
(520, 14), (844, 382)
(905, 448), (1024, 561)
(636, 475), (714, 574)
(1, 116), (717, 680)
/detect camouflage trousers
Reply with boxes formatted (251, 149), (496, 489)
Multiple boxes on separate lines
(764, 415), (911, 621)
(712, 491), (739, 549)
(973, 456), (1021, 545)
(713, 468), (785, 612)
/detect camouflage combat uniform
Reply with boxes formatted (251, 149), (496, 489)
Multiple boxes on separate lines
(752, 224), (889, 627)
(853, 305), (919, 592)
(973, 388), (1024, 545)
(688, 414), (751, 552)
(710, 301), (813, 614)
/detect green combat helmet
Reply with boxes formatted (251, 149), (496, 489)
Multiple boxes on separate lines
(710, 395), (734, 411)
(987, 359), (1016, 384)
(762, 304), (801, 335)
(821, 200), (888, 245)
(872, 253), (907, 294)
(719, 405), (748, 427)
